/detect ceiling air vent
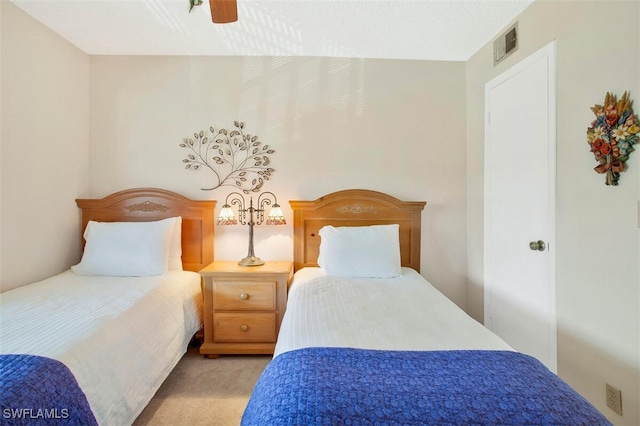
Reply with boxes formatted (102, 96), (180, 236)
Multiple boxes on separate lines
(493, 22), (518, 66)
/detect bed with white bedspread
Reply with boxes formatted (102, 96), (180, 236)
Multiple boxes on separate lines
(274, 267), (512, 357)
(0, 188), (215, 425)
(242, 189), (610, 426)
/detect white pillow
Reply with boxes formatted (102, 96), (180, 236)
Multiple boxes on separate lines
(317, 224), (401, 278)
(71, 218), (176, 277)
(168, 217), (183, 271)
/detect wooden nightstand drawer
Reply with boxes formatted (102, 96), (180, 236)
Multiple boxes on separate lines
(213, 313), (276, 343)
(214, 281), (276, 310)
(200, 260), (292, 356)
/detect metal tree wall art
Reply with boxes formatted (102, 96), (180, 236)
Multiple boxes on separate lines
(180, 121), (275, 193)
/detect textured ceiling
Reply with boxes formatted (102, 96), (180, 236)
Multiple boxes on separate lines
(10, 0), (535, 61)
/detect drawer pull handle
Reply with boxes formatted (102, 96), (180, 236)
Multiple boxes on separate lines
(239, 293), (249, 300)
(240, 324), (249, 332)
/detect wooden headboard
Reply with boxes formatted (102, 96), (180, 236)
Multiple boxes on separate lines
(290, 189), (426, 273)
(75, 188), (215, 272)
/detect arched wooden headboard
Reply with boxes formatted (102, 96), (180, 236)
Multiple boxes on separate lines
(289, 189), (426, 272)
(76, 188), (215, 272)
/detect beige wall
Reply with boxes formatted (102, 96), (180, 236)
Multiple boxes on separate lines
(466, 1), (640, 424)
(1, 3), (469, 306)
(0, 2), (90, 292)
(88, 55), (469, 306)
(1, 0), (3, 289)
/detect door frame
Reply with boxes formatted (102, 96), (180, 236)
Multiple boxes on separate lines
(483, 41), (557, 371)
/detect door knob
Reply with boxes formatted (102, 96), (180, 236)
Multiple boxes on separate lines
(529, 240), (546, 251)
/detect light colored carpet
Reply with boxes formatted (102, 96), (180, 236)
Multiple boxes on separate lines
(134, 346), (271, 426)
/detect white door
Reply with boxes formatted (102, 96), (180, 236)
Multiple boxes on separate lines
(484, 42), (557, 372)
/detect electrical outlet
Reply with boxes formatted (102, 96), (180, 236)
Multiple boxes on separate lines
(606, 383), (622, 415)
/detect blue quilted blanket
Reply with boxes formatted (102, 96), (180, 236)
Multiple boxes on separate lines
(0, 354), (97, 426)
(242, 347), (611, 426)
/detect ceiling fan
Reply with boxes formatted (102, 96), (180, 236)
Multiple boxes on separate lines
(190, 0), (238, 24)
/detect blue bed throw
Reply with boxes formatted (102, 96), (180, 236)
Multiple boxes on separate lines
(242, 347), (611, 426)
(0, 354), (97, 425)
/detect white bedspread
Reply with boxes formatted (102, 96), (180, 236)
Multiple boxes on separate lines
(274, 267), (512, 357)
(0, 270), (203, 426)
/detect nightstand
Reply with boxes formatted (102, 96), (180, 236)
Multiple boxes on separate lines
(199, 260), (293, 357)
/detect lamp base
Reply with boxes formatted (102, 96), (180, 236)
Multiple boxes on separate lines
(238, 256), (265, 267)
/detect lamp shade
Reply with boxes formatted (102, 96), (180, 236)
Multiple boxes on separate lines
(217, 204), (238, 225)
(266, 204), (286, 225)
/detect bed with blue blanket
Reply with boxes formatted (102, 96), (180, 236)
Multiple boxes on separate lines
(0, 188), (214, 425)
(242, 268), (611, 426)
(242, 190), (610, 426)
(243, 348), (608, 425)
(0, 354), (97, 425)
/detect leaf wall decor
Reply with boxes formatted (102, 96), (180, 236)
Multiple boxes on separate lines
(180, 121), (276, 193)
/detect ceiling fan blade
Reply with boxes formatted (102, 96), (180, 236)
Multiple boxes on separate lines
(209, 0), (238, 23)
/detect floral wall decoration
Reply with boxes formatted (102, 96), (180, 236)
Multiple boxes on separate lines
(586, 91), (639, 185)
(180, 121), (275, 193)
